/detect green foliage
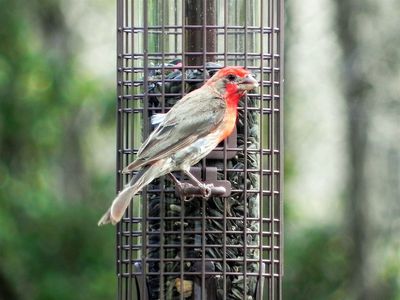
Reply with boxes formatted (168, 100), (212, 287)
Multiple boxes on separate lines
(0, 0), (116, 299)
(284, 224), (349, 300)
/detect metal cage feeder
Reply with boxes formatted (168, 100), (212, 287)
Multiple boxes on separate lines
(115, 0), (283, 299)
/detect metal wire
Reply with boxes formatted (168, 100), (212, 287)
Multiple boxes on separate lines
(115, 0), (284, 299)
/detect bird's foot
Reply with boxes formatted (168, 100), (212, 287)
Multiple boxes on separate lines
(180, 183), (212, 201)
(199, 183), (213, 199)
(168, 173), (217, 200)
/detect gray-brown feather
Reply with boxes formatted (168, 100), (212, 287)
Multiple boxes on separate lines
(123, 86), (226, 173)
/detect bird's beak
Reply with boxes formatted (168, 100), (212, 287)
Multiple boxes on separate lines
(239, 74), (259, 91)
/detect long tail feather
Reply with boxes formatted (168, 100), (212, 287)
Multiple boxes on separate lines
(98, 167), (155, 226)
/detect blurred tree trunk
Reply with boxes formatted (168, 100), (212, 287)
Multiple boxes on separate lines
(336, 1), (370, 298)
(336, 1), (400, 299)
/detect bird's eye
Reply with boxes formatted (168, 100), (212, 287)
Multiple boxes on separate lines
(226, 74), (236, 81)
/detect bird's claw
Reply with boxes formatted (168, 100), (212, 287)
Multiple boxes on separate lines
(183, 195), (195, 202)
(182, 185), (212, 201)
(203, 184), (213, 198)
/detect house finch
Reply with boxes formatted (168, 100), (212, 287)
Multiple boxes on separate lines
(98, 66), (258, 226)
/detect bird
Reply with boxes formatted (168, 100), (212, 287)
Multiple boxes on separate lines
(98, 66), (258, 226)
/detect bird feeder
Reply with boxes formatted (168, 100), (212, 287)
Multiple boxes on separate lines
(115, 0), (283, 299)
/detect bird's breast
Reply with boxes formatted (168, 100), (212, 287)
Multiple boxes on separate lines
(219, 104), (237, 141)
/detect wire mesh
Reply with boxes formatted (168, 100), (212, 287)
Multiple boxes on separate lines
(115, 0), (283, 299)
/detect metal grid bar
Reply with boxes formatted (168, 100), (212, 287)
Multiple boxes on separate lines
(180, 2), (185, 299)
(116, 0), (124, 299)
(115, 0), (284, 299)
(258, 1), (265, 297)
(222, 2), (228, 297)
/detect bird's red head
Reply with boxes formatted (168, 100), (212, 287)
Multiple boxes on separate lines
(206, 66), (258, 109)
(206, 66), (259, 95)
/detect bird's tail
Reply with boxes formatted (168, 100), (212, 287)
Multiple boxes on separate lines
(98, 166), (156, 226)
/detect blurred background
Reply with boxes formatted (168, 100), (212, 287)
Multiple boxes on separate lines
(0, 0), (399, 300)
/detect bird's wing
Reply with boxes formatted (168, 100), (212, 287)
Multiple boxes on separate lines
(123, 87), (226, 173)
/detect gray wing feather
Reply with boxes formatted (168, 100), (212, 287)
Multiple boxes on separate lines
(123, 87), (225, 172)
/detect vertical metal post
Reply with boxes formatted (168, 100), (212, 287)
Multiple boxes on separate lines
(116, 1), (123, 300)
(184, 0), (216, 66)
